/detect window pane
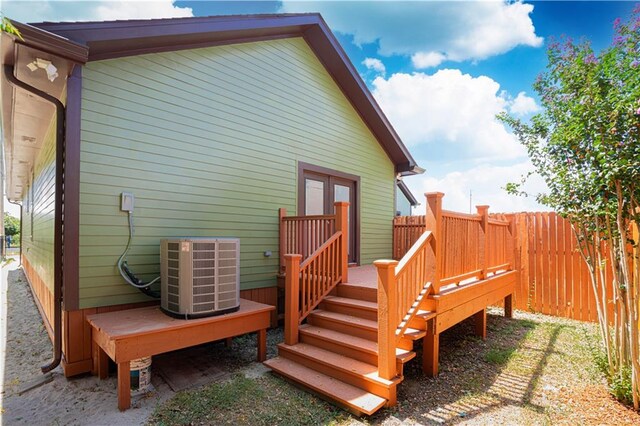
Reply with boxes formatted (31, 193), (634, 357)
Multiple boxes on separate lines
(334, 184), (350, 203)
(305, 179), (325, 215)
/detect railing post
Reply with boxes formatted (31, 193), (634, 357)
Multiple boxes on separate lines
(426, 192), (444, 294)
(284, 254), (302, 345)
(334, 201), (349, 283)
(477, 205), (490, 279)
(374, 259), (398, 380)
(279, 208), (286, 275)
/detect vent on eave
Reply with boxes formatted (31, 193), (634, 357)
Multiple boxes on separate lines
(21, 136), (37, 144)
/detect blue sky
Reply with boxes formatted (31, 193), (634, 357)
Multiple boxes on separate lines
(2, 1), (638, 215)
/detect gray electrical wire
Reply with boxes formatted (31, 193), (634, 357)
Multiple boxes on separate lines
(117, 211), (160, 289)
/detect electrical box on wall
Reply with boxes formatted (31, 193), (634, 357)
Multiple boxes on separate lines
(121, 192), (134, 212)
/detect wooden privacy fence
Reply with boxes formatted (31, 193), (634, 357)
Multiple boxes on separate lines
(511, 212), (609, 322)
(392, 215), (425, 260)
(392, 207), (610, 323)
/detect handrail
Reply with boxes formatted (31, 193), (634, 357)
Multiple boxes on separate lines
(283, 202), (349, 346)
(298, 231), (343, 321)
(380, 192), (519, 380)
(376, 228), (435, 380)
(282, 214), (335, 221)
(395, 230), (433, 279)
(283, 231), (344, 345)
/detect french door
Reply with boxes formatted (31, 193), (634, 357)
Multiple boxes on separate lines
(300, 167), (358, 264)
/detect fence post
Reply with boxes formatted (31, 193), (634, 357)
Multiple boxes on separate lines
(334, 201), (349, 283)
(392, 216), (398, 260)
(375, 259), (398, 380)
(284, 254), (302, 345)
(279, 208), (286, 275)
(426, 192), (444, 294)
(477, 205), (490, 280)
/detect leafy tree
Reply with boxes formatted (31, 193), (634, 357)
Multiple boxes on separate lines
(499, 6), (640, 409)
(4, 214), (20, 237)
(1, 15), (23, 40)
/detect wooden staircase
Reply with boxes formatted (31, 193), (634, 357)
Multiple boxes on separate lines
(267, 194), (518, 416)
(264, 282), (435, 415)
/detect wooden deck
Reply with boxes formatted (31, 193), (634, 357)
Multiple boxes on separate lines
(267, 194), (518, 415)
(89, 299), (274, 411)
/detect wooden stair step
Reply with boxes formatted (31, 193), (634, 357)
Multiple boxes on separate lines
(336, 282), (377, 303)
(310, 310), (426, 342)
(401, 327), (427, 340)
(277, 343), (402, 390)
(299, 324), (416, 365)
(264, 357), (387, 416)
(321, 296), (378, 320)
(416, 310), (437, 321)
(323, 296), (377, 311)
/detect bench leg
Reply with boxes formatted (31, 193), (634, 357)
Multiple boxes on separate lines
(505, 294), (514, 318)
(225, 337), (233, 348)
(423, 328), (439, 377)
(117, 361), (131, 411)
(474, 309), (487, 340)
(93, 342), (109, 380)
(257, 328), (267, 362)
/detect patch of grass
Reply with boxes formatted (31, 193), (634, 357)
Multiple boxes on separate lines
(484, 347), (516, 365)
(148, 373), (349, 426)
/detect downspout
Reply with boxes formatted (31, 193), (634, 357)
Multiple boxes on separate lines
(4, 64), (65, 373)
(7, 200), (23, 265)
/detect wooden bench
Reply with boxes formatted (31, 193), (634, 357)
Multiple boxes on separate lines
(88, 299), (275, 411)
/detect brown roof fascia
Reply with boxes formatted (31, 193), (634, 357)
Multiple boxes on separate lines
(12, 22), (88, 64)
(33, 13), (419, 174)
(397, 179), (419, 206)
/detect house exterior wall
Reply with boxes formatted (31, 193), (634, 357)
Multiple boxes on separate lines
(22, 118), (57, 324)
(78, 37), (395, 309)
(396, 187), (412, 216)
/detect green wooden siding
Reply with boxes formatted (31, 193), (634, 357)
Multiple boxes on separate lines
(23, 118), (56, 293)
(79, 37), (395, 308)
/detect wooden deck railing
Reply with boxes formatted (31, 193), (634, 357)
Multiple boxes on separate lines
(279, 211), (336, 273)
(283, 202), (349, 345)
(440, 209), (483, 286)
(378, 192), (515, 380)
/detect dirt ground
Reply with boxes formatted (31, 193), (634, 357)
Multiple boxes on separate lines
(2, 260), (639, 425)
(0, 260), (250, 425)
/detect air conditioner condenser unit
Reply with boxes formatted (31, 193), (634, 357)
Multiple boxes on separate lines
(160, 237), (240, 319)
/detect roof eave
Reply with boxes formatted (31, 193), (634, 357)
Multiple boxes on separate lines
(32, 14), (420, 173)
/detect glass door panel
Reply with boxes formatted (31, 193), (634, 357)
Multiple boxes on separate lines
(305, 178), (325, 215)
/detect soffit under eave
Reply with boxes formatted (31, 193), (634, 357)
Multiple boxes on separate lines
(2, 37), (75, 201)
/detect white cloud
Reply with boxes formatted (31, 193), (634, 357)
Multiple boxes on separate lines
(2, 0), (193, 23)
(281, 1), (543, 66)
(404, 161), (549, 214)
(411, 51), (447, 69)
(509, 91), (540, 116)
(371, 69), (526, 161)
(362, 57), (386, 75)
